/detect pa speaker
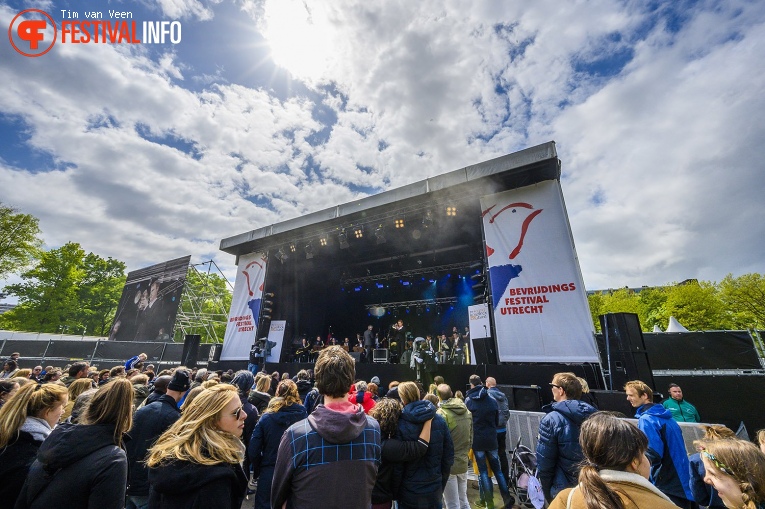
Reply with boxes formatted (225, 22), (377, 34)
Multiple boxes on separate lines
(181, 334), (201, 367)
(589, 390), (634, 417)
(472, 337), (498, 365)
(598, 313), (655, 391)
(497, 384), (542, 412)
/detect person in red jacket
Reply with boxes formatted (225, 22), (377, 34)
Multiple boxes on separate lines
(348, 381), (376, 414)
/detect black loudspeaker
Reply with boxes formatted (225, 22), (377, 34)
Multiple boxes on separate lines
(598, 313), (655, 391)
(589, 389), (635, 417)
(472, 337), (498, 365)
(181, 334), (201, 367)
(496, 384), (543, 412)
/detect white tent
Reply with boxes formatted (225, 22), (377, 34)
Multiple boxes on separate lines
(666, 316), (690, 332)
(652, 324), (663, 333)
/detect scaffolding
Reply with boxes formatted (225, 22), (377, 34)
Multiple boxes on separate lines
(173, 260), (233, 344)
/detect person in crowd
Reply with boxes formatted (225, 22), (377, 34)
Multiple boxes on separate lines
(31, 366), (43, 382)
(248, 372), (272, 414)
(41, 369), (61, 383)
(689, 425), (737, 509)
(269, 371), (279, 396)
(537, 372), (598, 502)
(0, 379), (20, 408)
(349, 379), (377, 414)
(368, 382), (380, 401)
(143, 374), (171, 407)
(67, 387), (97, 423)
(60, 378), (93, 422)
(15, 369), (32, 379)
(125, 353), (148, 371)
(423, 392), (439, 406)
(60, 361), (89, 387)
(576, 377), (599, 409)
(125, 369), (188, 509)
(662, 383), (701, 423)
(97, 369), (110, 386)
(146, 384), (248, 508)
(395, 381), (454, 509)
(1, 359), (20, 379)
(295, 369), (313, 402)
(466, 374), (512, 509)
(271, 346), (381, 509)
(757, 429), (765, 455)
(229, 370), (259, 475)
(131, 374), (151, 409)
(179, 386), (205, 412)
(485, 376), (511, 483)
(698, 437), (765, 509)
(0, 383), (67, 505)
(249, 380), (308, 509)
(437, 383), (473, 509)
(549, 411), (678, 509)
(371, 375), (384, 397)
(370, 397), (432, 509)
(364, 324), (376, 362)
(302, 381), (323, 414)
(625, 380), (694, 507)
(190, 368), (208, 390)
(15, 378), (133, 509)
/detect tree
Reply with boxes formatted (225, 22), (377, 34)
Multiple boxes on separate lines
(174, 266), (232, 343)
(0, 203), (43, 280)
(0, 243), (126, 334)
(657, 280), (733, 331)
(719, 273), (765, 330)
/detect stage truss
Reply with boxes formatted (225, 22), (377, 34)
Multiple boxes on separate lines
(173, 261), (233, 343)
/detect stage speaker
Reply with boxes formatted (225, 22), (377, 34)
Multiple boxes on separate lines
(496, 384), (543, 412)
(471, 337), (498, 365)
(373, 349), (389, 363)
(208, 344), (222, 363)
(350, 352), (362, 363)
(598, 313), (655, 391)
(589, 389), (634, 417)
(182, 334), (201, 367)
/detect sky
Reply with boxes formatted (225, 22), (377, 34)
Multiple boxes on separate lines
(1, 0), (764, 295)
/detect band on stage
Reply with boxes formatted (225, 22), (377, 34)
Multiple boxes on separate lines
(290, 320), (471, 366)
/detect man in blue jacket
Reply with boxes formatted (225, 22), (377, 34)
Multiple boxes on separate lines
(536, 372), (597, 502)
(485, 377), (511, 483)
(625, 379), (694, 508)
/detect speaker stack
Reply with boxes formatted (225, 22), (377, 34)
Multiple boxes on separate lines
(496, 384), (543, 412)
(181, 334), (201, 367)
(598, 313), (656, 391)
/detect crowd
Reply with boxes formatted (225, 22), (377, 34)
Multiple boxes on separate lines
(1, 347), (764, 509)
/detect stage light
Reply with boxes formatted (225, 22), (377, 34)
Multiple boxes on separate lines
(422, 210), (433, 228)
(305, 242), (314, 259)
(319, 236), (328, 246)
(436, 304), (442, 315)
(354, 226), (363, 239)
(446, 206), (457, 216)
(338, 230), (349, 249)
(289, 243), (296, 253)
(417, 305), (423, 316)
(375, 225), (386, 244)
(275, 247), (288, 263)
(395, 218), (405, 228)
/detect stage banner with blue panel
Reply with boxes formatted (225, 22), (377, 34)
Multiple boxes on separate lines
(480, 180), (598, 363)
(221, 252), (268, 361)
(265, 320), (287, 364)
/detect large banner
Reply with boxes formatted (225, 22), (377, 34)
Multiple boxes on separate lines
(221, 252), (268, 361)
(480, 180), (598, 362)
(109, 256), (191, 342)
(266, 320), (287, 364)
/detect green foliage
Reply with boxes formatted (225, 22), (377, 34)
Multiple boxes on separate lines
(660, 281), (734, 331)
(0, 203), (43, 280)
(174, 267), (232, 343)
(0, 242), (126, 335)
(719, 273), (765, 329)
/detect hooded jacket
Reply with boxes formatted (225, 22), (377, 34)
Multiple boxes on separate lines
(247, 390), (271, 414)
(437, 397), (473, 475)
(14, 423), (126, 509)
(486, 387), (510, 430)
(394, 400), (455, 507)
(348, 386), (376, 414)
(536, 399), (597, 500)
(549, 469), (678, 509)
(125, 394), (181, 496)
(0, 429), (44, 506)
(270, 403), (381, 509)
(249, 402), (307, 477)
(635, 403), (693, 502)
(148, 459), (247, 509)
(465, 385), (499, 451)
(296, 379), (313, 403)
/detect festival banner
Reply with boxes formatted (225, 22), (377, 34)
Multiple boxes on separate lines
(221, 252), (267, 361)
(265, 320), (287, 364)
(480, 180), (598, 362)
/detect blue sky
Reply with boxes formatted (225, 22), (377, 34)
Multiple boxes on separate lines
(1, 0), (764, 295)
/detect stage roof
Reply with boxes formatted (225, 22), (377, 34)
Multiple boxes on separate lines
(220, 141), (560, 259)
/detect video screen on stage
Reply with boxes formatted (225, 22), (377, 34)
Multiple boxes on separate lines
(108, 255), (191, 342)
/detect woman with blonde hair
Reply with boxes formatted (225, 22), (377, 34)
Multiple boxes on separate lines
(550, 411), (677, 509)
(15, 378), (133, 509)
(689, 425), (737, 508)
(60, 377), (93, 422)
(0, 383), (67, 505)
(698, 438), (765, 509)
(147, 384), (248, 508)
(248, 372), (272, 414)
(248, 379), (307, 509)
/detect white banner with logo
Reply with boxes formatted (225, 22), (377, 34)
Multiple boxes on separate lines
(480, 180), (598, 363)
(221, 252), (268, 361)
(265, 320), (286, 364)
(468, 304), (491, 365)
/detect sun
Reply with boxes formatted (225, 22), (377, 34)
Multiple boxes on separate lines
(261, 0), (336, 83)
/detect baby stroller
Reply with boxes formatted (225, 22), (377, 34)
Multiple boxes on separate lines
(507, 437), (544, 508)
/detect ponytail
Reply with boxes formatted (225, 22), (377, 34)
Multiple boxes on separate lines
(0, 383), (67, 448)
(578, 465), (626, 509)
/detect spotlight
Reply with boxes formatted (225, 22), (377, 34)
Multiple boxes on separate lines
(436, 304), (442, 315)
(395, 218), (405, 228)
(275, 247), (288, 263)
(417, 305), (423, 316)
(305, 242), (314, 259)
(375, 225), (386, 245)
(319, 236), (328, 246)
(446, 206), (457, 217)
(353, 226), (363, 239)
(289, 243), (296, 253)
(338, 230), (349, 249)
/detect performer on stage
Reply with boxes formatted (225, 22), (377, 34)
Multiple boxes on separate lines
(311, 335), (325, 362)
(438, 334), (452, 364)
(295, 337), (311, 363)
(342, 337), (350, 352)
(363, 325), (375, 363)
(390, 319), (406, 357)
(451, 332), (467, 365)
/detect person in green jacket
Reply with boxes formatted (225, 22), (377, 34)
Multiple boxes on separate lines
(662, 384), (701, 422)
(437, 383), (473, 509)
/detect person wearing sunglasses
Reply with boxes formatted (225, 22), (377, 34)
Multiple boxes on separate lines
(698, 438), (765, 509)
(146, 384), (248, 509)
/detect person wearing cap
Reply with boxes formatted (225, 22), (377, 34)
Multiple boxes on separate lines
(125, 369), (188, 509)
